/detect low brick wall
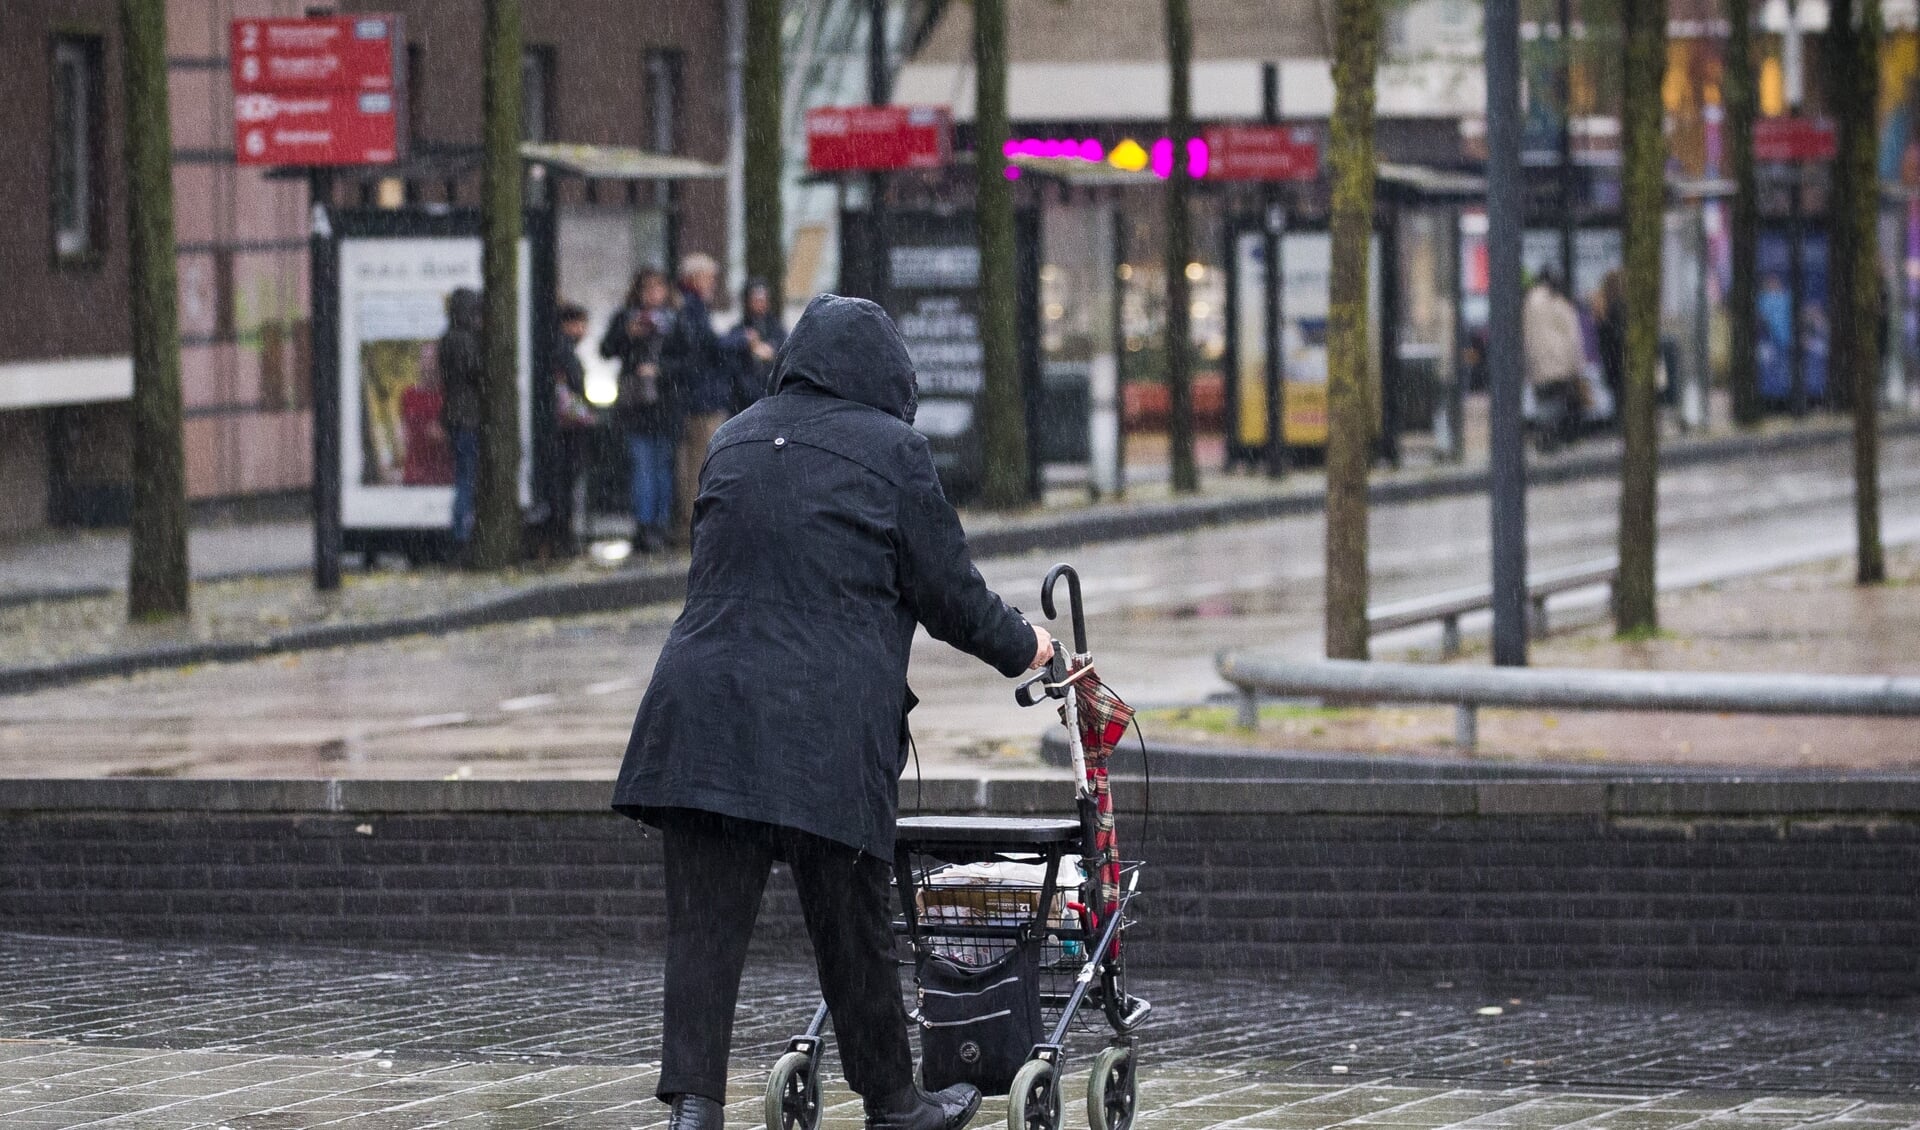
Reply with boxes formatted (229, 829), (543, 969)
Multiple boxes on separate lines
(2, 777), (1916, 997)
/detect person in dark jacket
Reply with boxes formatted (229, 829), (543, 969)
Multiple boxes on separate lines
(601, 268), (678, 553)
(722, 278), (786, 414)
(612, 294), (1053, 1130)
(436, 287), (485, 545)
(534, 302), (595, 559)
(660, 254), (730, 546)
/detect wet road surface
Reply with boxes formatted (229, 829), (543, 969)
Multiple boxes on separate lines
(3, 435), (1916, 779)
(0, 933), (1916, 1128)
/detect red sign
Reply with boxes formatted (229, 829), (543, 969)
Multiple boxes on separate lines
(1754, 117), (1837, 163)
(235, 91), (400, 166)
(231, 14), (402, 167)
(806, 106), (951, 173)
(1203, 125), (1320, 182)
(230, 15), (398, 93)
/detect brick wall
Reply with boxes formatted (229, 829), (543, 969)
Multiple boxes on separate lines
(2, 778), (1915, 997)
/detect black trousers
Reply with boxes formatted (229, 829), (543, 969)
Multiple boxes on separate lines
(656, 809), (913, 1104)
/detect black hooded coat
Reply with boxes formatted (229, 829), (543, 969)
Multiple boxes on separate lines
(612, 295), (1035, 857)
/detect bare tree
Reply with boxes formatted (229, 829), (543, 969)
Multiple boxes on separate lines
(1827, 0), (1887, 583)
(1725, 0), (1763, 428)
(473, 0), (524, 569)
(975, 0), (1031, 508)
(1613, 0), (1666, 634)
(1164, 0), (1198, 493)
(1322, 0), (1380, 660)
(745, 0), (785, 312)
(121, 0), (189, 620)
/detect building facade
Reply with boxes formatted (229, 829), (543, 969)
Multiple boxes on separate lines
(0, 0), (727, 537)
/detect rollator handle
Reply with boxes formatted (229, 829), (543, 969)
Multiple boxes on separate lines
(1013, 643), (1071, 707)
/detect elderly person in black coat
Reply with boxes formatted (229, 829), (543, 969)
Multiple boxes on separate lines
(613, 295), (1052, 1130)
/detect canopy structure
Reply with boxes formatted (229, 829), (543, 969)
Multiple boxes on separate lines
(267, 141), (725, 183)
(519, 143), (725, 182)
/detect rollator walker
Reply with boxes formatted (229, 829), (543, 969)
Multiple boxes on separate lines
(766, 564), (1150, 1130)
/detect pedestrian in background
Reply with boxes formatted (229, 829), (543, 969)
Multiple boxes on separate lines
(1523, 270), (1588, 452)
(723, 277), (785, 413)
(535, 301), (596, 560)
(662, 254), (729, 547)
(613, 294), (1052, 1130)
(601, 269), (679, 555)
(1594, 269), (1627, 417)
(437, 287), (485, 549)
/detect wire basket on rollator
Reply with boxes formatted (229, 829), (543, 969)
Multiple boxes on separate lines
(764, 564), (1150, 1130)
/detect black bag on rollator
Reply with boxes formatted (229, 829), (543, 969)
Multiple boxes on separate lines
(915, 942), (1043, 1096)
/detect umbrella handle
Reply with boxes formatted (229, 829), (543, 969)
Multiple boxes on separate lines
(1041, 563), (1089, 658)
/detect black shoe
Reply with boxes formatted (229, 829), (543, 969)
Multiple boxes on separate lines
(639, 527), (668, 555)
(864, 1083), (982, 1130)
(668, 1093), (724, 1130)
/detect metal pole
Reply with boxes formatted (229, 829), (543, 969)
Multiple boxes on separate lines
(1487, 0), (1530, 666)
(1262, 61), (1286, 478)
(867, 0), (890, 290)
(309, 168), (341, 591)
(1785, 0), (1808, 417)
(1557, 0), (1578, 286)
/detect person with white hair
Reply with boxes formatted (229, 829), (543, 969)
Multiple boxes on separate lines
(662, 253), (728, 545)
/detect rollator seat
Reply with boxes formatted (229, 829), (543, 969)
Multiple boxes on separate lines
(896, 815), (1082, 849)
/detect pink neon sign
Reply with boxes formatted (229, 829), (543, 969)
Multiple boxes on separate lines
(1001, 136), (1210, 179)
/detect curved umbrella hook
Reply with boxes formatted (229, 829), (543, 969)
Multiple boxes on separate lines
(1041, 563), (1089, 658)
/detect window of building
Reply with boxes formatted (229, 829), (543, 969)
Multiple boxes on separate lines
(521, 46), (554, 142)
(51, 36), (103, 263)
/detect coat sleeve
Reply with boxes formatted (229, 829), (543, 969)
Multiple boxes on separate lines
(895, 442), (1036, 678)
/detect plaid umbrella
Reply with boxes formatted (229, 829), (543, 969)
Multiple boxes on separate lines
(1060, 664), (1134, 935)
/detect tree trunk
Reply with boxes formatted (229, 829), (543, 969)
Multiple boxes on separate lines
(1828, 0), (1858, 417)
(1164, 0), (1198, 494)
(974, 0), (1030, 508)
(1613, 0), (1666, 635)
(1322, 0), (1380, 661)
(473, 0), (524, 570)
(1832, 0), (1887, 583)
(745, 0), (784, 312)
(120, 0), (189, 621)
(1725, 0), (1764, 428)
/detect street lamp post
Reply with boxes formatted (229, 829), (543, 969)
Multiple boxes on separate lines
(1487, 0), (1529, 666)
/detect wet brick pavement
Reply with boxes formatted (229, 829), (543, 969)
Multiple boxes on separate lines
(0, 933), (1915, 1129)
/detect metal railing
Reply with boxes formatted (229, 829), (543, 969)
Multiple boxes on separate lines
(1217, 655), (1920, 752)
(1367, 558), (1618, 657)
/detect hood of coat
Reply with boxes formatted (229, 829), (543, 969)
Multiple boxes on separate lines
(445, 287), (482, 332)
(767, 294), (917, 424)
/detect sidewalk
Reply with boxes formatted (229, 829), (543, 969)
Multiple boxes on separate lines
(1154, 543), (1920, 771)
(0, 932), (1915, 1129)
(0, 410), (1907, 694)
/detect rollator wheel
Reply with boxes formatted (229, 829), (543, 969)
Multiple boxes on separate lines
(1007, 1059), (1061, 1130)
(1085, 1046), (1136, 1130)
(765, 1050), (822, 1130)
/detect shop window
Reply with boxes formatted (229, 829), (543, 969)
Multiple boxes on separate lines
(50, 35), (104, 263)
(522, 46), (554, 142)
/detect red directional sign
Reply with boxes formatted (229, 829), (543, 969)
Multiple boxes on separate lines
(806, 106), (951, 173)
(230, 15), (399, 93)
(1754, 116), (1837, 163)
(1203, 124), (1321, 182)
(234, 91), (400, 167)
(230, 14), (402, 167)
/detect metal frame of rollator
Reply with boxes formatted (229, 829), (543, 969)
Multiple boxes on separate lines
(769, 564), (1148, 1130)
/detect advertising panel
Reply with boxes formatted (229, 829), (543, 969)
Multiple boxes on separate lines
(337, 235), (531, 530)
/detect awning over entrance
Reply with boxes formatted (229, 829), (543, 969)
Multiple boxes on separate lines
(267, 141), (725, 183)
(519, 143), (725, 182)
